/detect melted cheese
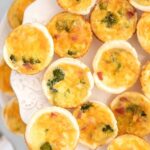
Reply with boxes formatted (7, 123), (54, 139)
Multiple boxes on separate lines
(110, 92), (150, 137)
(90, 0), (137, 42)
(7, 0), (35, 29)
(107, 135), (150, 150)
(96, 48), (140, 89)
(43, 61), (91, 108)
(47, 12), (92, 58)
(3, 98), (26, 135)
(26, 109), (79, 150)
(137, 13), (150, 53)
(140, 61), (150, 99)
(4, 24), (54, 75)
(57, 0), (95, 15)
(133, 0), (150, 6)
(0, 60), (13, 95)
(73, 102), (118, 149)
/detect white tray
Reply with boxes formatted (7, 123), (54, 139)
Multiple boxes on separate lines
(0, 0), (150, 149)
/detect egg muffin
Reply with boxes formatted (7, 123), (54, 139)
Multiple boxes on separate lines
(0, 59), (13, 95)
(93, 40), (140, 94)
(140, 61), (150, 99)
(107, 134), (150, 150)
(7, 0), (35, 29)
(90, 0), (137, 42)
(3, 97), (26, 135)
(47, 12), (92, 58)
(3, 23), (54, 75)
(25, 107), (79, 150)
(57, 0), (97, 15)
(130, 0), (150, 12)
(42, 58), (94, 108)
(110, 92), (150, 137)
(73, 101), (118, 149)
(137, 13), (150, 54)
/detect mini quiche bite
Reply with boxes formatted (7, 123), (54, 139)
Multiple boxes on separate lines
(4, 23), (54, 75)
(93, 40), (140, 94)
(0, 59), (13, 95)
(90, 0), (137, 42)
(42, 58), (94, 108)
(25, 107), (79, 150)
(3, 97), (26, 135)
(110, 92), (150, 137)
(130, 0), (150, 12)
(140, 61), (150, 99)
(57, 0), (97, 15)
(107, 134), (150, 150)
(73, 101), (118, 149)
(47, 12), (92, 58)
(7, 0), (35, 29)
(137, 13), (150, 54)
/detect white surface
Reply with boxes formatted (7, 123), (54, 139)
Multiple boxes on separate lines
(0, 0), (150, 150)
(11, 71), (50, 123)
(0, 136), (14, 150)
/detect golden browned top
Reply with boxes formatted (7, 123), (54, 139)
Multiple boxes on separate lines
(57, 0), (93, 13)
(73, 102), (117, 148)
(43, 63), (91, 108)
(110, 92), (150, 137)
(137, 13), (150, 53)
(96, 48), (140, 89)
(3, 98), (26, 135)
(91, 0), (137, 42)
(5, 24), (52, 74)
(7, 0), (35, 29)
(0, 60), (13, 95)
(107, 134), (150, 150)
(47, 12), (92, 58)
(140, 61), (150, 99)
(27, 112), (78, 150)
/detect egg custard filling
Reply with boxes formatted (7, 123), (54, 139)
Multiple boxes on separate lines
(140, 61), (150, 99)
(137, 13), (150, 54)
(57, 0), (96, 15)
(110, 92), (150, 137)
(43, 58), (93, 108)
(3, 98), (26, 135)
(4, 23), (54, 74)
(25, 107), (79, 150)
(90, 0), (137, 42)
(73, 101), (118, 149)
(7, 0), (35, 29)
(47, 12), (92, 58)
(0, 60), (13, 95)
(94, 48), (140, 90)
(107, 134), (150, 150)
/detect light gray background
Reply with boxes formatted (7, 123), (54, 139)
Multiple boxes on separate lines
(0, 1), (27, 149)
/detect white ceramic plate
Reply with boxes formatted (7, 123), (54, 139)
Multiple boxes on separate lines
(0, 0), (150, 149)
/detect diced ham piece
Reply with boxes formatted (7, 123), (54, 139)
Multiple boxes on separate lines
(97, 72), (103, 80)
(81, 126), (87, 131)
(126, 10), (135, 19)
(50, 112), (57, 118)
(120, 97), (128, 102)
(115, 107), (125, 115)
(54, 34), (60, 39)
(23, 63), (32, 70)
(71, 36), (78, 41)
(77, 111), (82, 119)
